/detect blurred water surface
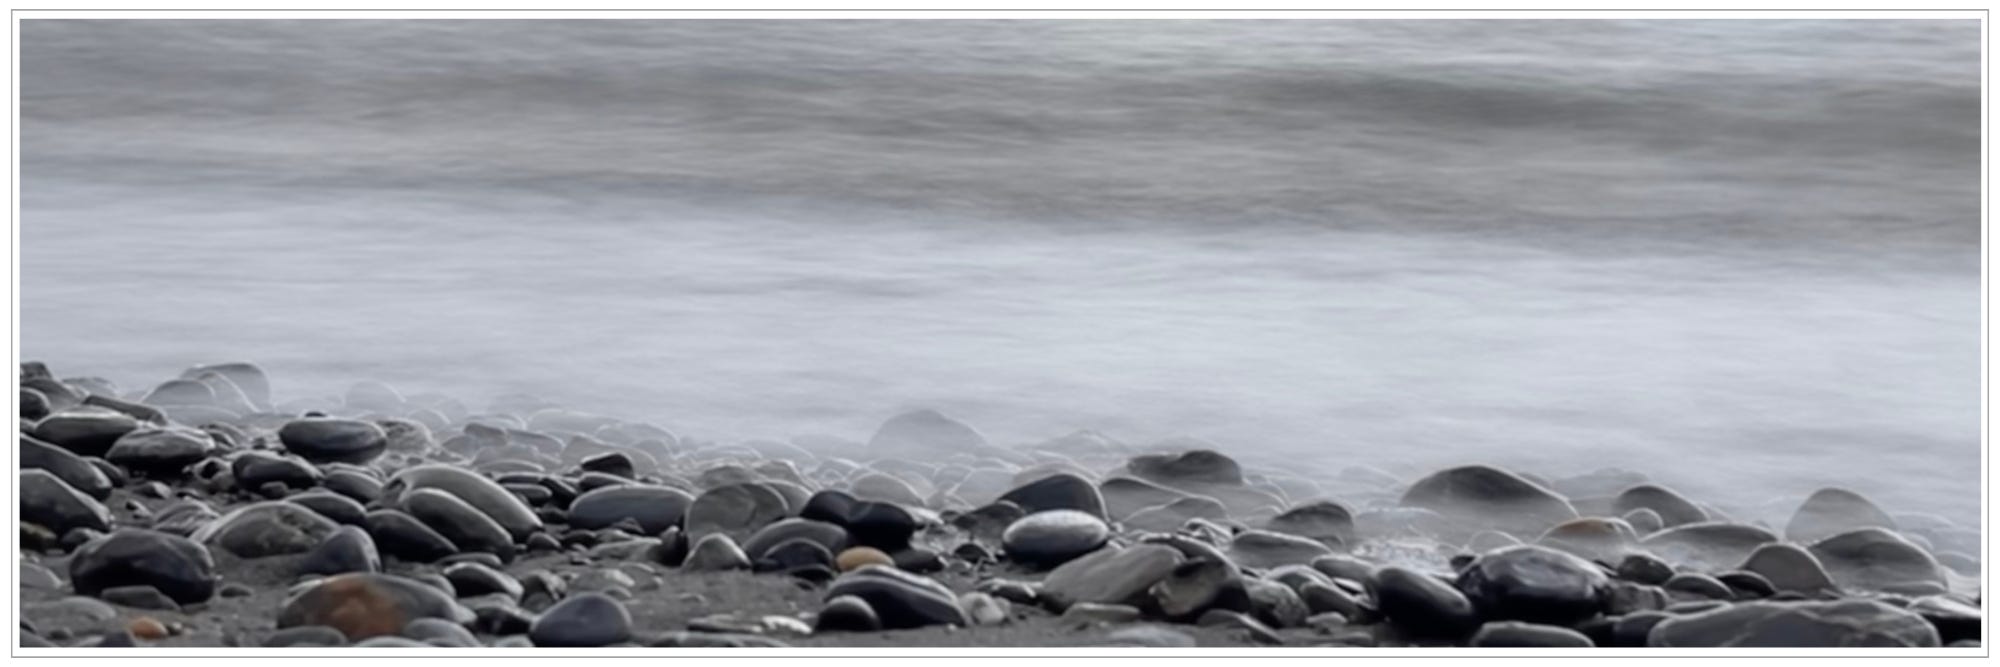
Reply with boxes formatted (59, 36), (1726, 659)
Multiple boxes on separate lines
(20, 20), (1981, 524)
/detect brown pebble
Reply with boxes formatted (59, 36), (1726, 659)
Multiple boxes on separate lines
(127, 617), (168, 640)
(836, 547), (894, 572)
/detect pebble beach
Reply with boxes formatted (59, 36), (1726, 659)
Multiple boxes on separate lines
(16, 360), (1983, 649)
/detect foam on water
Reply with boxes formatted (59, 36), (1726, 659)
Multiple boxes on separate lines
(20, 20), (1982, 526)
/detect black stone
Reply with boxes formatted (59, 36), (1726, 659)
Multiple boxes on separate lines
(998, 473), (1108, 520)
(365, 509), (459, 562)
(1457, 545), (1611, 625)
(815, 594), (882, 632)
(70, 529), (217, 604)
(23, 435), (113, 500)
(1370, 566), (1479, 640)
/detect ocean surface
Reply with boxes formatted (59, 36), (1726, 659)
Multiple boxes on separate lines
(19, 20), (1983, 526)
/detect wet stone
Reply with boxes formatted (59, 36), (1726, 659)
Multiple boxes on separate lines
(1399, 465), (1577, 538)
(1370, 566), (1479, 640)
(997, 472), (1108, 520)
(70, 529), (217, 604)
(1264, 500), (1357, 547)
(277, 573), (474, 641)
(740, 518), (850, 561)
(1786, 488), (1897, 544)
(1639, 522), (1779, 573)
(444, 562), (523, 600)
(286, 491), (369, 526)
(402, 488), (516, 562)
(1647, 599), (1940, 647)
(193, 500), (341, 558)
(1456, 545), (1612, 625)
(529, 593), (632, 647)
(298, 525), (381, 576)
(823, 565), (969, 630)
(105, 426), (215, 476)
(1612, 485), (1708, 528)
(1148, 557), (1250, 621)
(1001, 509), (1111, 568)
(263, 625), (350, 647)
(1126, 449), (1244, 486)
(22, 435), (114, 500)
(1471, 621), (1596, 647)
(21, 470), (112, 534)
(365, 509), (459, 562)
(682, 533), (752, 571)
(1807, 527), (1945, 593)
(565, 484), (694, 535)
(1226, 529), (1335, 570)
(1664, 572), (1734, 600)
(32, 409), (141, 458)
(98, 585), (182, 611)
(1040, 543), (1185, 610)
(385, 465), (544, 541)
(402, 617), (478, 647)
(684, 483), (790, 544)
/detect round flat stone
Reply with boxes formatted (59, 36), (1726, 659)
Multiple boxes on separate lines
(1002, 509), (1110, 568)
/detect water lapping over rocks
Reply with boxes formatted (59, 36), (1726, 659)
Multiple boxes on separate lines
(13, 361), (1982, 649)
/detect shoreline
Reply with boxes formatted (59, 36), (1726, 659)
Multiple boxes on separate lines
(18, 361), (1983, 649)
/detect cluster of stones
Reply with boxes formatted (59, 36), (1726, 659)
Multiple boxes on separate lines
(18, 361), (1982, 648)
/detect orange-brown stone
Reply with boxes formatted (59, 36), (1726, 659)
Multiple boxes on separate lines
(127, 617), (168, 640)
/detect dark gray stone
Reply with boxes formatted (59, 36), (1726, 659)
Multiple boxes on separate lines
(21, 470), (112, 533)
(566, 484), (694, 534)
(299, 525), (381, 576)
(1471, 621), (1595, 647)
(1002, 509), (1111, 568)
(70, 529), (216, 604)
(823, 565), (969, 629)
(192, 501), (341, 558)
(366, 509), (459, 562)
(402, 488), (516, 561)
